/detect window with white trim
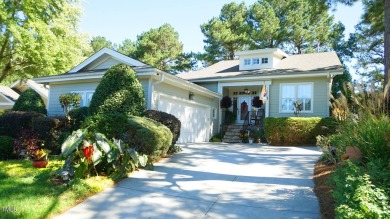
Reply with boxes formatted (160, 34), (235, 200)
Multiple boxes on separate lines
(280, 83), (312, 113)
(72, 91), (95, 107)
(212, 108), (217, 119)
(261, 58), (268, 64)
(244, 59), (251, 65)
(252, 58), (260, 65)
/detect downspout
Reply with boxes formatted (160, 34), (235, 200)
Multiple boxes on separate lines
(327, 72), (334, 117)
(150, 73), (165, 110)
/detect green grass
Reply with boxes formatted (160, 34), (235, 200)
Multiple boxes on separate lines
(0, 158), (114, 219)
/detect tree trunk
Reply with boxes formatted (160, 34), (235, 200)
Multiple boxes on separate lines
(385, 0), (390, 113)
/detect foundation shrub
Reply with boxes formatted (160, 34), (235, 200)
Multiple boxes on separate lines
(0, 135), (15, 160)
(123, 116), (172, 162)
(88, 64), (146, 116)
(32, 116), (69, 155)
(68, 107), (89, 130)
(0, 111), (45, 138)
(83, 113), (129, 139)
(144, 110), (181, 153)
(264, 117), (336, 145)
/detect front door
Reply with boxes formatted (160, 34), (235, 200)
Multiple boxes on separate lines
(237, 96), (251, 123)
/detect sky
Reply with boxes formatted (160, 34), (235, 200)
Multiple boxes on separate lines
(79, 0), (364, 78)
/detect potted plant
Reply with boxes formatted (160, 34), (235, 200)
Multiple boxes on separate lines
(239, 130), (249, 143)
(252, 96), (263, 108)
(32, 148), (50, 168)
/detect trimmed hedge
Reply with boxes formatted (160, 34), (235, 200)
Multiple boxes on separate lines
(85, 113), (172, 162)
(0, 135), (15, 160)
(83, 113), (129, 139)
(264, 117), (336, 145)
(124, 116), (172, 162)
(12, 88), (47, 115)
(68, 106), (89, 131)
(88, 64), (146, 116)
(32, 116), (69, 155)
(144, 110), (181, 152)
(0, 111), (45, 138)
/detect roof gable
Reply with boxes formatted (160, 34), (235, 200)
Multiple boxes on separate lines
(0, 86), (19, 103)
(68, 48), (146, 73)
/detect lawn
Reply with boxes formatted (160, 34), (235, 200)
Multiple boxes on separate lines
(0, 158), (114, 219)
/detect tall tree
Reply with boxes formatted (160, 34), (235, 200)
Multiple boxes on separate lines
(330, 0), (388, 88)
(0, 0), (91, 84)
(201, 2), (250, 65)
(131, 24), (185, 74)
(117, 38), (136, 56)
(90, 36), (117, 54)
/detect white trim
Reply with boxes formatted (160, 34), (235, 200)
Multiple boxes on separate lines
(189, 71), (343, 83)
(265, 83), (270, 117)
(279, 82), (314, 114)
(0, 102), (14, 106)
(0, 93), (15, 104)
(69, 48), (145, 73)
(147, 78), (153, 109)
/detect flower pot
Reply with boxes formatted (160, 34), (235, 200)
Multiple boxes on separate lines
(32, 159), (49, 168)
(249, 139), (254, 144)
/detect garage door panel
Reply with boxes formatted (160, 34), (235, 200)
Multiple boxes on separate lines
(158, 96), (210, 143)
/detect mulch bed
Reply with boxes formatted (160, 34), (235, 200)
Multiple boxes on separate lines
(313, 161), (336, 219)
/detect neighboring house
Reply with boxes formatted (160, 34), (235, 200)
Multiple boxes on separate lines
(10, 79), (49, 106)
(33, 48), (343, 143)
(33, 48), (220, 143)
(0, 86), (19, 110)
(177, 48), (343, 127)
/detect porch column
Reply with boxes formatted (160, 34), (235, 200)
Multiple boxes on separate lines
(265, 81), (271, 117)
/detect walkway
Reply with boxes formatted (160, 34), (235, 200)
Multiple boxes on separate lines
(56, 143), (322, 219)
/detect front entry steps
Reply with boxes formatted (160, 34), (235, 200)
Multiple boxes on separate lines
(222, 124), (242, 143)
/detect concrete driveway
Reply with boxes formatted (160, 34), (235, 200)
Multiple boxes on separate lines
(56, 143), (322, 219)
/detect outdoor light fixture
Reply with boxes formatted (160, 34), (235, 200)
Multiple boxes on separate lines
(244, 88), (250, 95)
(189, 92), (194, 100)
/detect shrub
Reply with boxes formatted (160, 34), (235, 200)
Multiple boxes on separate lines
(144, 110), (181, 152)
(83, 113), (129, 139)
(0, 135), (15, 160)
(210, 134), (222, 142)
(32, 116), (69, 155)
(0, 111), (45, 138)
(68, 107), (89, 130)
(13, 129), (42, 158)
(264, 117), (336, 145)
(123, 116), (172, 162)
(12, 88), (47, 115)
(332, 161), (390, 218)
(88, 64), (146, 116)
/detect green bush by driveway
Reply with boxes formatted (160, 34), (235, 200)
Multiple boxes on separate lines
(264, 117), (336, 145)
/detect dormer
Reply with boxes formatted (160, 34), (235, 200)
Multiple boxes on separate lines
(235, 48), (288, 71)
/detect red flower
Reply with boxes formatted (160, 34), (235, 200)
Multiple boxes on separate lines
(82, 145), (94, 161)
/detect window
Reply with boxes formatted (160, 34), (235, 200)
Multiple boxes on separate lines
(72, 91), (95, 107)
(252, 58), (260, 65)
(244, 59), (251, 65)
(261, 58), (268, 64)
(280, 83), (312, 113)
(212, 108), (217, 119)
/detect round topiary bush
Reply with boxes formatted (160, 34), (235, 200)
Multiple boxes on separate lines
(144, 110), (181, 153)
(12, 88), (47, 115)
(83, 113), (130, 139)
(0, 135), (15, 160)
(88, 64), (146, 116)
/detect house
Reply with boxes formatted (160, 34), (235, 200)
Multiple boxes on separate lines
(33, 48), (343, 143)
(0, 86), (19, 110)
(177, 48), (343, 127)
(33, 48), (220, 143)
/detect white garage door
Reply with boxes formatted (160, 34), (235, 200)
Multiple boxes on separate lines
(158, 96), (210, 143)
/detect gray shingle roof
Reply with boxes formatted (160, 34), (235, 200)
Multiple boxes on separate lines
(178, 51), (343, 80)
